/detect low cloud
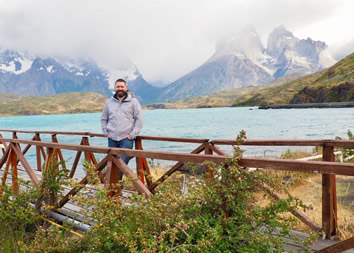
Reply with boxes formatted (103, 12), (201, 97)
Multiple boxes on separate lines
(0, 0), (352, 83)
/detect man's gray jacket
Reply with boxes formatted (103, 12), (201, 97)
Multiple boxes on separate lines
(101, 92), (143, 141)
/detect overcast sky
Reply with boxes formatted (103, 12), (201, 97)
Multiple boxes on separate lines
(0, 0), (353, 83)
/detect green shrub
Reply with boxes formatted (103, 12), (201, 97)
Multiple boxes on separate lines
(1, 131), (315, 252)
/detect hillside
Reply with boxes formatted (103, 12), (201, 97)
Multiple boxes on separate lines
(0, 92), (108, 116)
(146, 53), (353, 109)
(233, 52), (354, 106)
(145, 73), (305, 109)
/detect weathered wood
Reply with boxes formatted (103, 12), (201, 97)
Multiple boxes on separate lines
(69, 138), (85, 178)
(135, 138), (145, 183)
(0, 139), (229, 164)
(322, 145), (337, 239)
(211, 139), (354, 148)
(82, 137), (98, 166)
(238, 157), (354, 176)
(21, 135), (36, 156)
(105, 153), (121, 197)
(137, 135), (209, 143)
(316, 236), (354, 253)
(135, 138), (153, 187)
(149, 143), (206, 191)
(51, 135), (67, 170)
(11, 143), (40, 185)
(112, 155), (152, 199)
(0, 149), (12, 197)
(259, 181), (322, 232)
(208, 143), (226, 156)
(59, 156), (109, 207)
(0, 143), (11, 169)
(0, 129), (104, 137)
(35, 133), (42, 171)
(109, 147), (229, 164)
(11, 147), (19, 194)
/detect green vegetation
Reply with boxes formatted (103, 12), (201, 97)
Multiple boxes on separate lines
(0, 131), (317, 252)
(0, 92), (108, 116)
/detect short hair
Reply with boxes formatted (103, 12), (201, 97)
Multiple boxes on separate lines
(115, 78), (127, 86)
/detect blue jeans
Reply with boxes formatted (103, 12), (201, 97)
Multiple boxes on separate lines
(108, 138), (134, 181)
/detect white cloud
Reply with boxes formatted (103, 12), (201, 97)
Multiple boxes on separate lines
(0, 0), (352, 83)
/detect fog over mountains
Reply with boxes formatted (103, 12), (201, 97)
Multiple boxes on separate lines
(0, 26), (350, 105)
(155, 26), (337, 102)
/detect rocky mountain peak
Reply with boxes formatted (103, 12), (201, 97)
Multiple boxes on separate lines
(266, 26), (296, 57)
(211, 27), (265, 62)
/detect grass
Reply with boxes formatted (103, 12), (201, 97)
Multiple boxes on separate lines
(0, 92), (108, 116)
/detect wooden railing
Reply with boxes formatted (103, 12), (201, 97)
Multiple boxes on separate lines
(0, 129), (354, 247)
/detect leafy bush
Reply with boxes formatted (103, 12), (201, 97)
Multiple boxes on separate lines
(0, 182), (41, 252)
(68, 131), (312, 252)
(1, 131), (314, 252)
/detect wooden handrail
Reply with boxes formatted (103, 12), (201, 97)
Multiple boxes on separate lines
(0, 138), (229, 164)
(211, 139), (354, 147)
(1, 129), (354, 240)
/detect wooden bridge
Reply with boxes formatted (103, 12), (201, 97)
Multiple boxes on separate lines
(0, 129), (353, 252)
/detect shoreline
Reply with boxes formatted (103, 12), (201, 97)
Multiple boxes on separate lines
(259, 102), (354, 109)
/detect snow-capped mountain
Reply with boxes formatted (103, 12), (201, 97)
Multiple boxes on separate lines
(157, 26), (337, 102)
(0, 49), (153, 99)
(0, 49), (112, 97)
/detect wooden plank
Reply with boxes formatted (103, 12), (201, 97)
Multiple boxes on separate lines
(260, 181), (321, 232)
(137, 135), (209, 143)
(0, 143), (11, 169)
(59, 156), (108, 207)
(316, 236), (354, 253)
(112, 155), (152, 199)
(0, 129), (104, 137)
(11, 143), (40, 186)
(149, 143), (206, 191)
(0, 150), (12, 197)
(109, 147), (229, 164)
(0, 138), (110, 154)
(238, 157), (354, 176)
(211, 139), (354, 148)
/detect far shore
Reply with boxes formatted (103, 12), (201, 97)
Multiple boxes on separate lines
(259, 102), (354, 109)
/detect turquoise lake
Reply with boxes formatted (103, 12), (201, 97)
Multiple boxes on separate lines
(1, 107), (353, 171)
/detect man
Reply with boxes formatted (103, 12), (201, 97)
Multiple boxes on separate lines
(101, 78), (143, 182)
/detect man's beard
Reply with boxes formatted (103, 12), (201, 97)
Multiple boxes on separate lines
(116, 90), (127, 98)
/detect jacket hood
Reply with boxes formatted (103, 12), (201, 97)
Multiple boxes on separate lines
(113, 90), (135, 101)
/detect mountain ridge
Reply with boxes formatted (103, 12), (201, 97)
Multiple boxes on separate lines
(156, 26), (337, 102)
(145, 52), (353, 109)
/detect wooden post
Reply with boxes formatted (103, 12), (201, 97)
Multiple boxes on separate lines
(322, 145), (337, 239)
(51, 134), (67, 170)
(69, 138), (84, 178)
(135, 137), (153, 187)
(82, 137), (98, 166)
(44, 147), (56, 172)
(11, 147), (19, 195)
(0, 145), (12, 198)
(35, 133), (42, 171)
(105, 153), (121, 197)
(204, 142), (214, 178)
